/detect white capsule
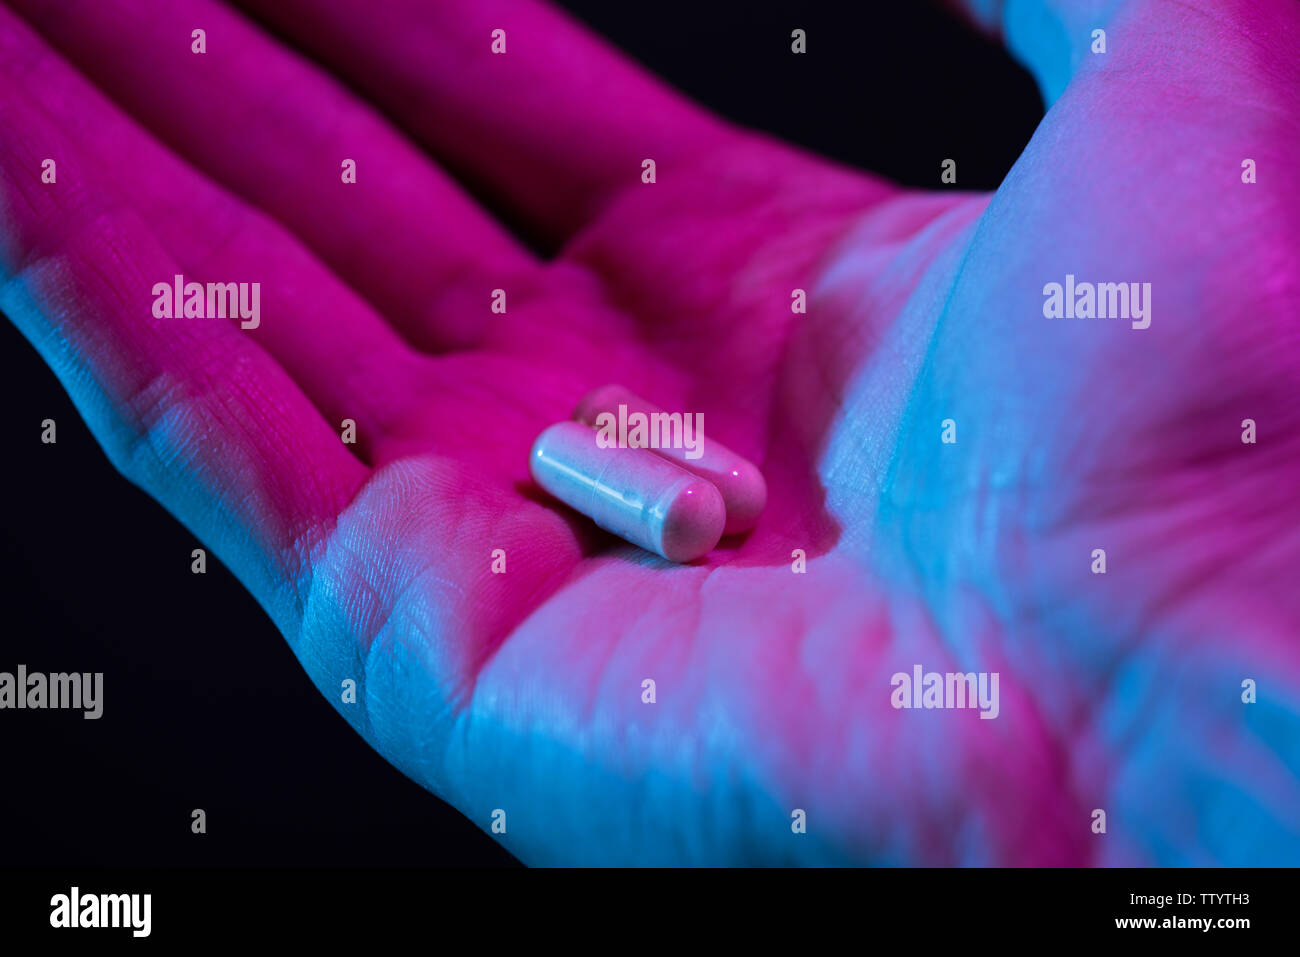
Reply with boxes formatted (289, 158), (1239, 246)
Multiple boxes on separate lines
(573, 384), (767, 535)
(530, 421), (725, 563)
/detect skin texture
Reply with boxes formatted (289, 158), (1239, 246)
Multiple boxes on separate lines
(1, 0), (1297, 864)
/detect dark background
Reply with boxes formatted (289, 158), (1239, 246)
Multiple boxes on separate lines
(0, 2), (1040, 866)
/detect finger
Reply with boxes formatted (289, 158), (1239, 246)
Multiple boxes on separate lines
(0, 5), (435, 463)
(0, 94), (368, 640)
(9, 0), (543, 352)
(231, 0), (739, 244)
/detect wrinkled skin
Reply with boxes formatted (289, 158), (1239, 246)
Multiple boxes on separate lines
(1, 0), (1297, 865)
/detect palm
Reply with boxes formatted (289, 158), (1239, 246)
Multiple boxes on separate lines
(3, 0), (1297, 865)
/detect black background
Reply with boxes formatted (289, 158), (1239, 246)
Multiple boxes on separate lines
(0, 2), (1041, 867)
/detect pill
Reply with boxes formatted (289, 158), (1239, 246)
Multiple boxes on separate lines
(573, 384), (767, 535)
(530, 420), (725, 563)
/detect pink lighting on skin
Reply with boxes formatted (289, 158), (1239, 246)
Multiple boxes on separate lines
(0, 0), (1297, 864)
